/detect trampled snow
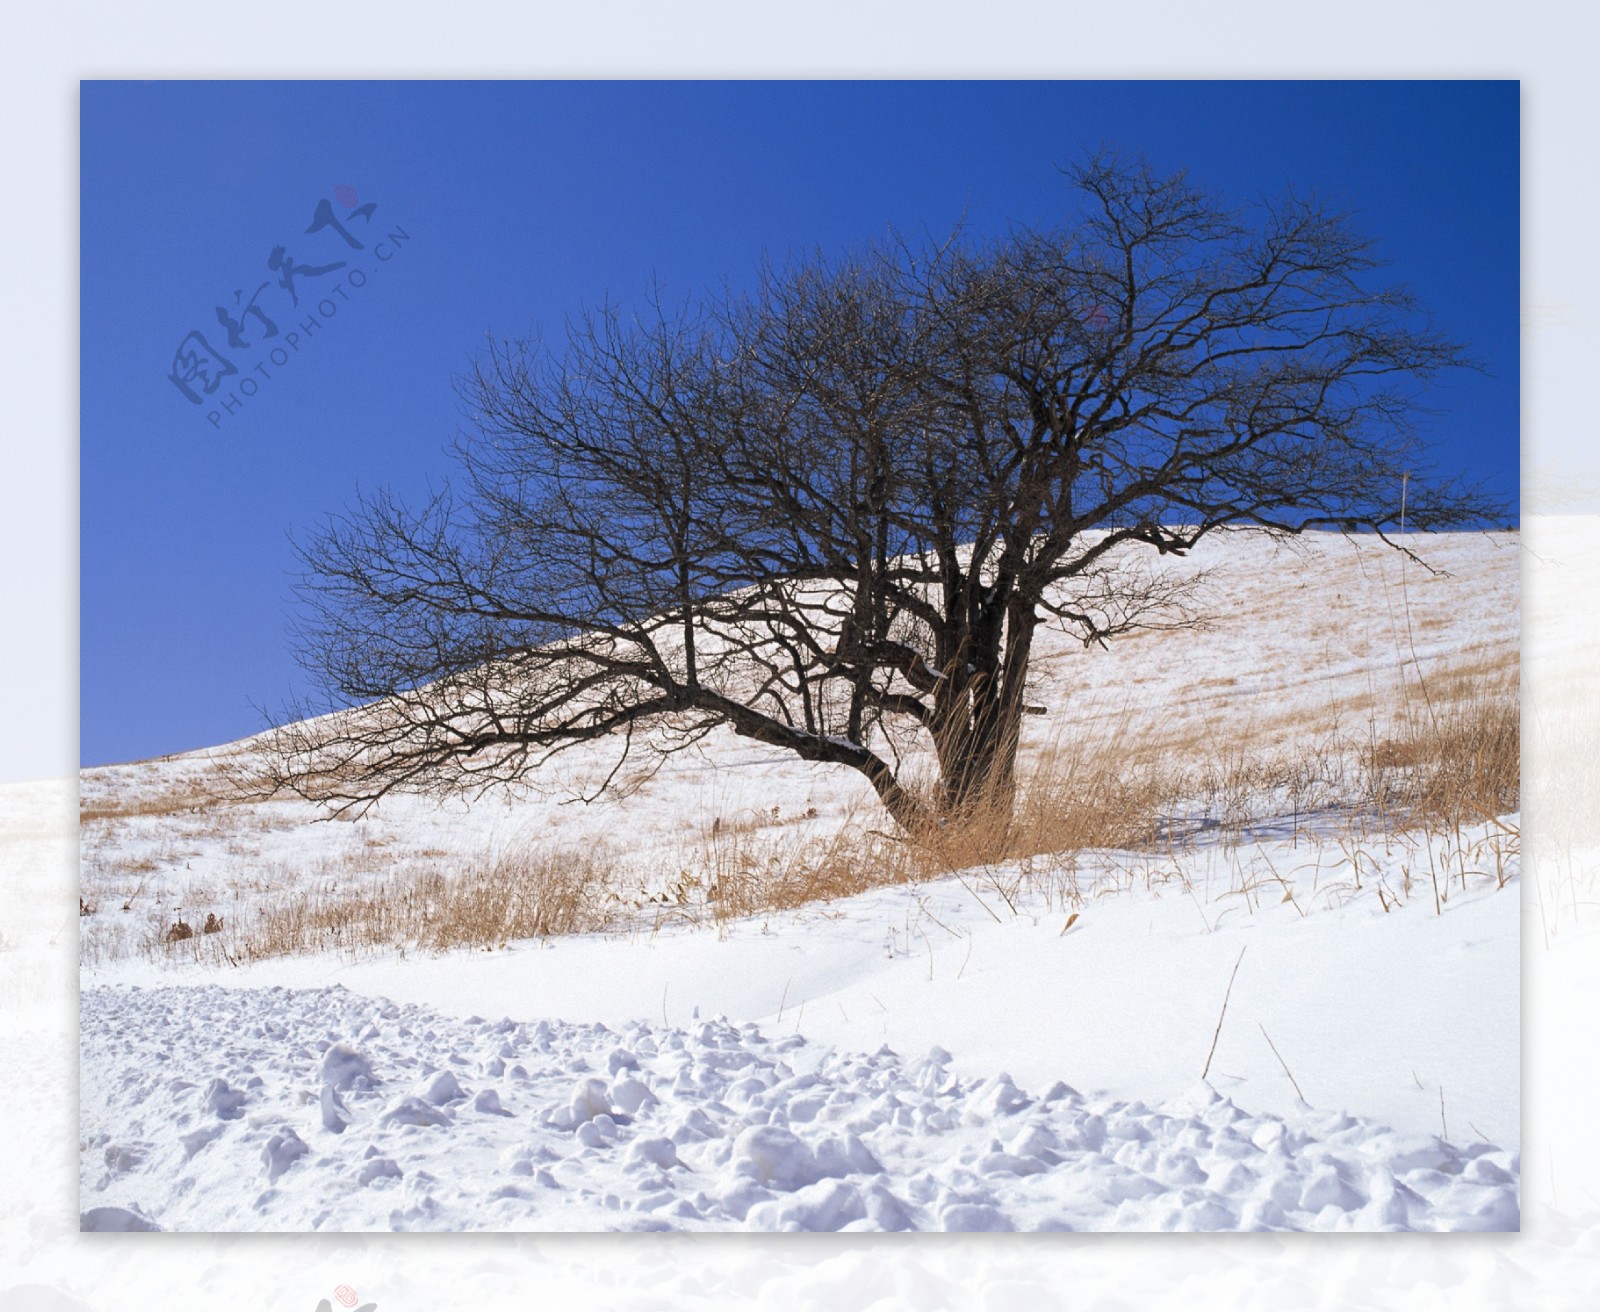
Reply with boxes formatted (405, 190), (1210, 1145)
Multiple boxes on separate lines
(80, 975), (1516, 1233)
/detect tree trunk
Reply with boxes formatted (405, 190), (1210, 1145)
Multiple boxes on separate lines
(931, 601), (1037, 820)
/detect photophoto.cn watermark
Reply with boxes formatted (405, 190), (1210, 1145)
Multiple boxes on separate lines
(166, 184), (412, 428)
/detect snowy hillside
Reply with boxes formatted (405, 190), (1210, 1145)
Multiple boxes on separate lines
(77, 528), (1521, 1232)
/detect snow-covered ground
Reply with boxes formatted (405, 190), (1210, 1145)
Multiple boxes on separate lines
(78, 530), (1519, 943)
(80, 977), (1516, 1233)
(75, 529), (1525, 1232)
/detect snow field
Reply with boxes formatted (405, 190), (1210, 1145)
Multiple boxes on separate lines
(74, 530), (1523, 1233)
(80, 983), (1518, 1233)
(76, 531), (1519, 967)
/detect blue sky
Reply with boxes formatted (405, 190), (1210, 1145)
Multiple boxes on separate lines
(80, 80), (1519, 767)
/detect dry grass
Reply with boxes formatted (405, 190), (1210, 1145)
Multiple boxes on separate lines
(92, 654), (1519, 966)
(685, 823), (915, 921)
(78, 773), (234, 825)
(1364, 678), (1520, 830)
(938, 725), (1184, 868)
(660, 714), (1196, 927)
(137, 844), (621, 967)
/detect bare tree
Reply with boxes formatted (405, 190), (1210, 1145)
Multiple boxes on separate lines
(268, 154), (1501, 830)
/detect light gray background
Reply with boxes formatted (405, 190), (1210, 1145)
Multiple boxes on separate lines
(9, 4), (1594, 1307)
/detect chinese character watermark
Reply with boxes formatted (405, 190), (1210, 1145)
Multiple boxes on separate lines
(166, 185), (413, 429)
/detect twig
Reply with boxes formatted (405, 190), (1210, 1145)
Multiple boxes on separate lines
(914, 895), (964, 939)
(1440, 1086), (1449, 1142)
(953, 870), (1004, 924)
(1200, 945), (1247, 1082)
(987, 867), (1019, 917)
(1258, 1023), (1304, 1102)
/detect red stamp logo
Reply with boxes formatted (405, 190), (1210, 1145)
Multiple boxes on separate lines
(334, 1288), (359, 1309)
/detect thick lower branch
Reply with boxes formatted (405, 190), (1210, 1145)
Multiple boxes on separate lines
(688, 687), (928, 830)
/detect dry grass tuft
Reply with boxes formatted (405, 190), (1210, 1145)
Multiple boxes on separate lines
(1364, 675), (1520, 829)
(688, 822), (915, 921)
(938, 733), (1182, 868)
(144, 845), (619, 966)
(664, 717), (1191, 926)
